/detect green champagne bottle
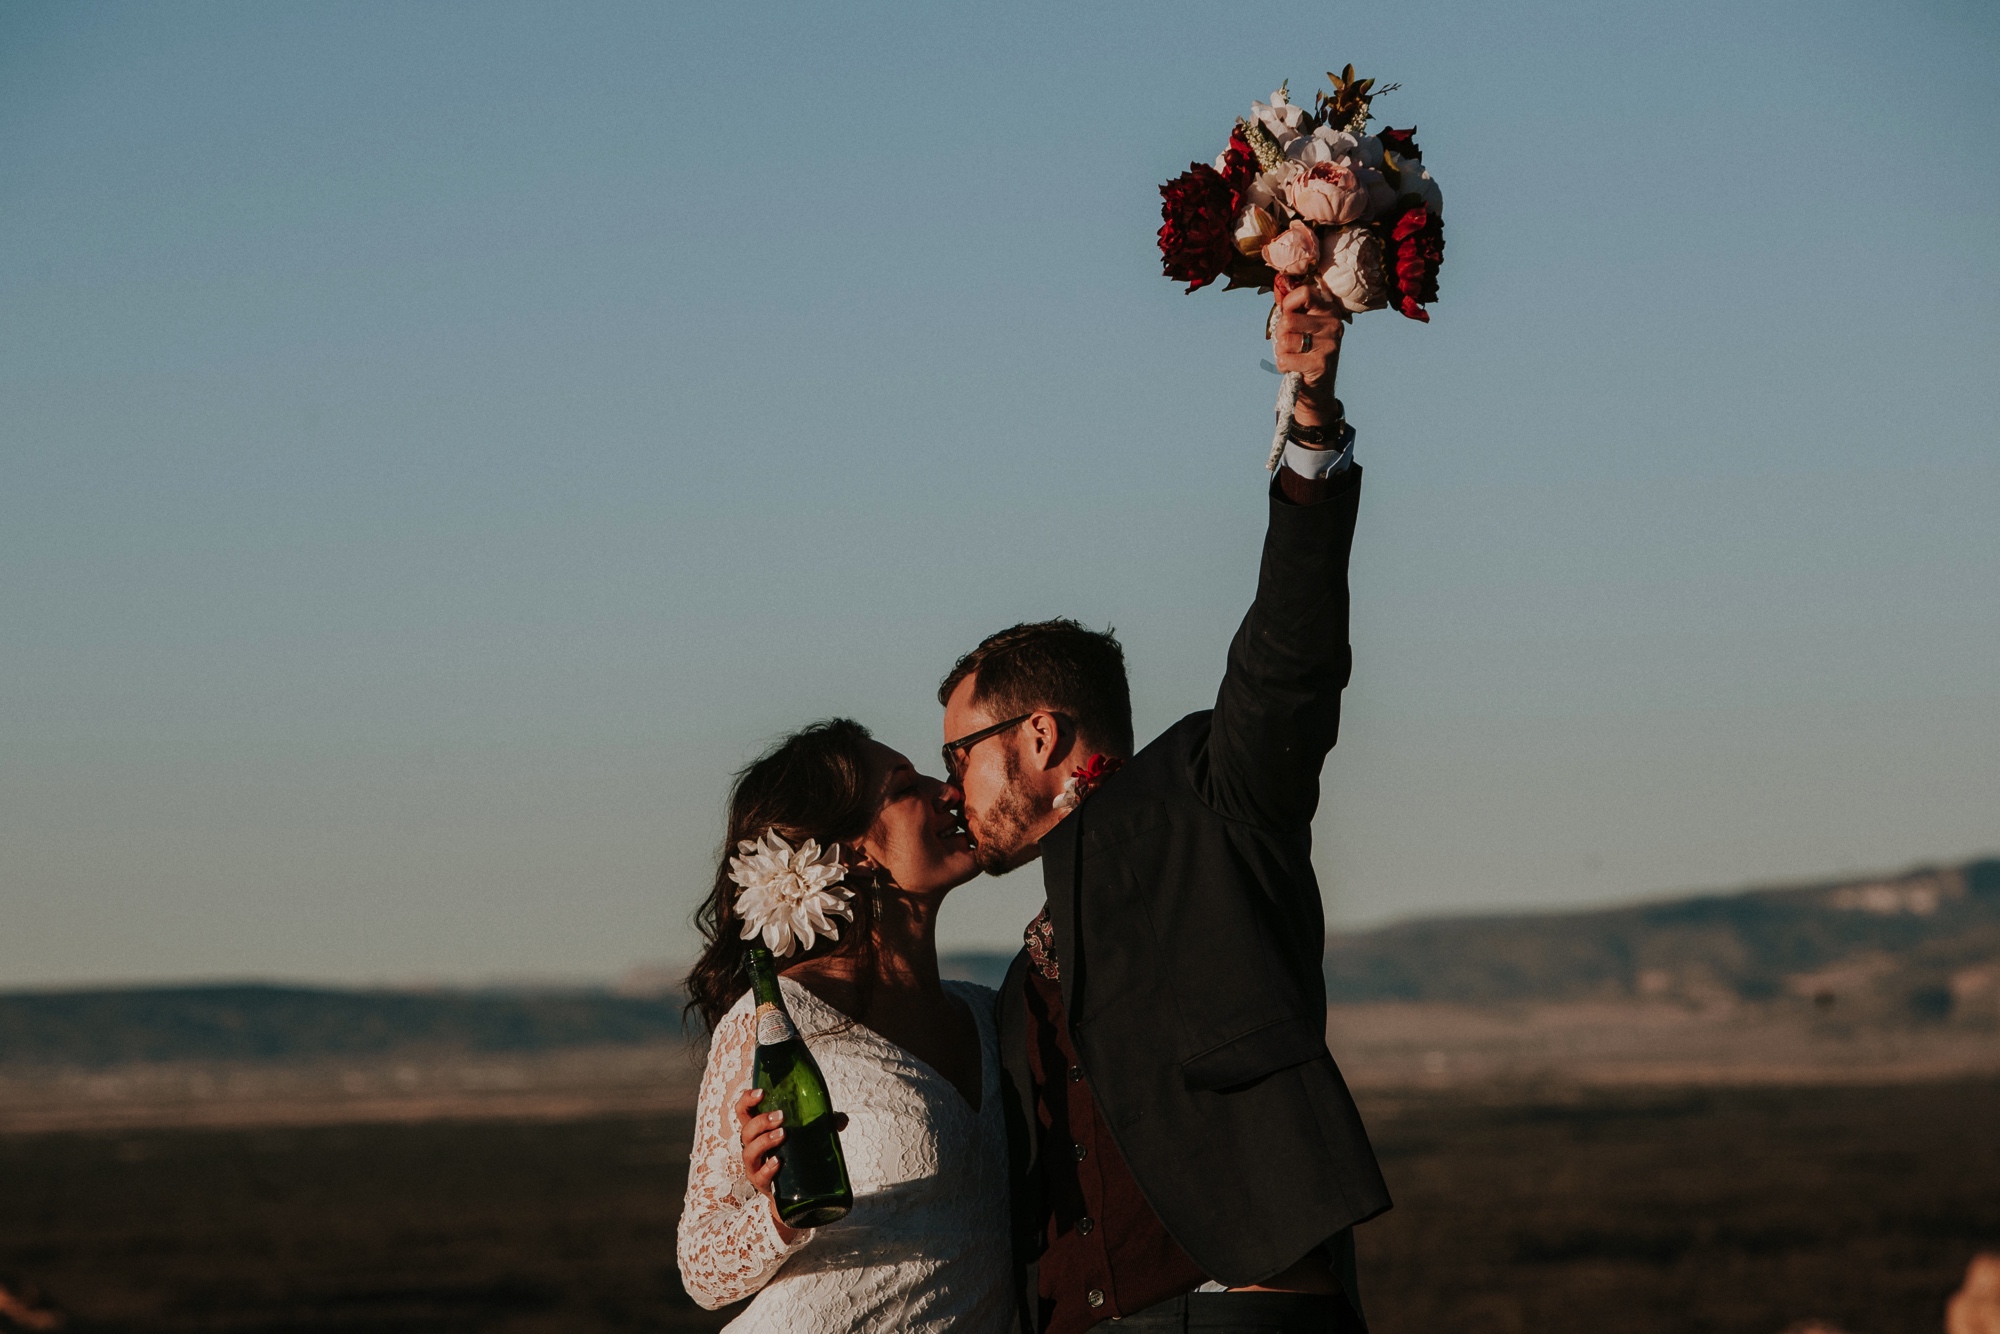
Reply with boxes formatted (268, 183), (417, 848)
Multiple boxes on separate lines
(745, 946), (853, 1228)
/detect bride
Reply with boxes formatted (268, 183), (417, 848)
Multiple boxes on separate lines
(676, 718), (1014, 1332)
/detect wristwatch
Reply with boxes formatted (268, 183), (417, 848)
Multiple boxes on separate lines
(1285, 397), (1346, 447)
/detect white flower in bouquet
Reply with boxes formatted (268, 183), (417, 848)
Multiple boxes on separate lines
(729, 830), (855, 957)
(1244, 162), (1300, 214)
(1233, 204), (1282, 256)
(1385, 153), (1444, 215)
(1283, 132), (1335, 169)
(1280, 127), (1329, 168)
(1250, 87), (1308, 146)
(1316, 224), (1389, 313)
(1358, 165), (1399, 221)
(1285, 125), (1385, 170)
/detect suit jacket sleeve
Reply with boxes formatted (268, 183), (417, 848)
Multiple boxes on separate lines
(1197, 464), (1363, 831)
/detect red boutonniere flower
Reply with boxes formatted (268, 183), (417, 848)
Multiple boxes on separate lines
(1028, 753), (1129, 980)
(1052, 754), (1124, 813)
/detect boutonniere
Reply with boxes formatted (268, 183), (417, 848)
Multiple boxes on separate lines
(1052, 754), (1124, 813)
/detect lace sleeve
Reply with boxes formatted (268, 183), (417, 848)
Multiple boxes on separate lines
(676, 1007), (815, 1310)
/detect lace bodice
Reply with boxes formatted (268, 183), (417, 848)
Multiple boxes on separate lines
(676, 977), (1014, 1333)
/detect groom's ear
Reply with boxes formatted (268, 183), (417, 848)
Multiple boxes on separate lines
(1021, 710), (1071, 772)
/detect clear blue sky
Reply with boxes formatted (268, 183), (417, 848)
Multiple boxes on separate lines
(3, 0), (1995, 988)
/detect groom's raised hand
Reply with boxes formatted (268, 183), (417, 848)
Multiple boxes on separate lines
(1270, 277), (1345, 426)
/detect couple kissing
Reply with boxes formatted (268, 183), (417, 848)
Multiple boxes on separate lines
(677, 285), (1389, 1334)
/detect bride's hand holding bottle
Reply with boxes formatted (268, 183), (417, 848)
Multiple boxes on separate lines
(733, 1086), (848, 1241)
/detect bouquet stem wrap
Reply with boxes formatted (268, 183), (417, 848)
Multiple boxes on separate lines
(1268, 371), (1301, 473)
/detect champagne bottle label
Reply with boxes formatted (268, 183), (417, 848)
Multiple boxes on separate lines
(755, 1002), (798, 1046)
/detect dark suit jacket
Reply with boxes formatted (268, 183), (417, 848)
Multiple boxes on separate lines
(998, 464), (1390, 1291)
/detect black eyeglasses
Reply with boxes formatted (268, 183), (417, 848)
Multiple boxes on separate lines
(941, 714), (1033, 783)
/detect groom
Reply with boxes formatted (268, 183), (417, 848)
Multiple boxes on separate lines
(939, 283), (1388, 1334)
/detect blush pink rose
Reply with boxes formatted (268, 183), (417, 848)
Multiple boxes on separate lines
(1287, 160), (1368, 225)
(1260, 219), (1319, 276)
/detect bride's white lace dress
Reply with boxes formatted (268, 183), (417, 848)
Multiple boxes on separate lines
(676, 977), (1014, 1333)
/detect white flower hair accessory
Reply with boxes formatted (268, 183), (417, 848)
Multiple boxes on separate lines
(729, 830), (855, 958)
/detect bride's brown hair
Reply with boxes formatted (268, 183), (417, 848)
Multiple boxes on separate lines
(683, 718), (882, 1034)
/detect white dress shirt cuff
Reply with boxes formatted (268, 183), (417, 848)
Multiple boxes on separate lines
(1280, 423), (1356, 481)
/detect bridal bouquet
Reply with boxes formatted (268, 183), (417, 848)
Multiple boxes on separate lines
(1157, 66), (1443, 321)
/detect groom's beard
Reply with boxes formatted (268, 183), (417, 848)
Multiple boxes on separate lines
(972, 750), (1042, 876)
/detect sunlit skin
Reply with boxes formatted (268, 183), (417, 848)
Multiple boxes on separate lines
(941, 679), (1094, 876)
(1271, 275), (1345, 425)
(731, 740), (980, 1239)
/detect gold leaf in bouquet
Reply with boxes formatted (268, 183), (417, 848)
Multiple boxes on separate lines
(1317, 63), (1398, 133)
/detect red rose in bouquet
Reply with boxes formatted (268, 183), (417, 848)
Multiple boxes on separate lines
(1388, 205), (1444, 322)
(1157, 165), (1236, 293)
(1220, 126), (1258, 190)
(1157, 129), (1259, 293)
(1377, 125), (1422, 160)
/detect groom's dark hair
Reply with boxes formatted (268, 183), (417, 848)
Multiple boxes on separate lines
(940, 619), (1133, 758)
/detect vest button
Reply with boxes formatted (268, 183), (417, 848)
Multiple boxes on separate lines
(1078, 1216), (1094, 1235)
(1087, 1288), (1105, 1308)
(1068, 1065), (1083, 1083)
(1073, 1143), (1088, 1162)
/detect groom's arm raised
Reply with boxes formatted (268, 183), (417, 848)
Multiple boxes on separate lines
(1199, 283), (1363, 831)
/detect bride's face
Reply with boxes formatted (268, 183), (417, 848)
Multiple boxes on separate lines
(849, 741), (978, 896)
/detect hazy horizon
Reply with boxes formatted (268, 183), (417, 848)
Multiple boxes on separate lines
(5, 1), (1996, 988)
(2, 851), (1990, 995)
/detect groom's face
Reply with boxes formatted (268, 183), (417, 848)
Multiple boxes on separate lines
(942, 676), (1046, 876)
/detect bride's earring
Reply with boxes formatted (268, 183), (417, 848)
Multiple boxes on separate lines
(851, 854), (885, 911)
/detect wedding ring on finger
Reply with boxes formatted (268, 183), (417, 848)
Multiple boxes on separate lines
(1299, 332), (1313, 352)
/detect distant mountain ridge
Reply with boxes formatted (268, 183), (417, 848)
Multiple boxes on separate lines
(1324, 857), (2000, 1020)
(946, 858), (2000, 1018)
(0, 986), (688, 1068)
(6, 857), (1994, 1068)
